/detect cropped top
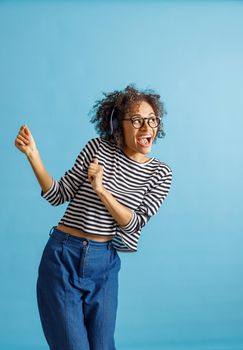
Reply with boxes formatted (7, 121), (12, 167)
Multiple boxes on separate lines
(41, 137), (172, 252)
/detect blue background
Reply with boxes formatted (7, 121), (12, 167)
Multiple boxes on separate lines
(1, 1), (243, 349)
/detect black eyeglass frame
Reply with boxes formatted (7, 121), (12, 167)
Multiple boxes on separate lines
(122, 116), (161, 129)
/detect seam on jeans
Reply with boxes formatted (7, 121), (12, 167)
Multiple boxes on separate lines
(61, 241), (69, 349)
(61, 241), (65, 263)
(102, 273), (106, 350)
(102, 250), (110, 349)
(64, 281), (69, 349)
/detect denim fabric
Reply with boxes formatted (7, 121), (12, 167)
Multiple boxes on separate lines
(36, 226), (121, 350)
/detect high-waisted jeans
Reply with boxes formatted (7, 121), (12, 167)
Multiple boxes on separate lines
(36, 226), (121, 350)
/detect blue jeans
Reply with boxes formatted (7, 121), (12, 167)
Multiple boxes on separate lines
(36, 226), (121, 350)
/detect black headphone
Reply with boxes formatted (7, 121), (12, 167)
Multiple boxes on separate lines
(109, 108), (119, 135)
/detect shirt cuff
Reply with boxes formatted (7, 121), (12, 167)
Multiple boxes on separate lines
(119, 211), (136, 234)
(41, 179), (56, 199)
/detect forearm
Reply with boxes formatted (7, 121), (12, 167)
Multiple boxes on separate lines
(26, 150), (53, 194)
(96, 187), (133, 227)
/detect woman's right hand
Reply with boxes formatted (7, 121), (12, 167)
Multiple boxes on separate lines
(15, 124), (38, 156)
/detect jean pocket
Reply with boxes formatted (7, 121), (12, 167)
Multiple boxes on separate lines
(109, 247), (121, 271)
(38, 236), (65, 275)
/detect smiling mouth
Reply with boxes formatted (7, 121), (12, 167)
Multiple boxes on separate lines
(136, 136), (152, 147)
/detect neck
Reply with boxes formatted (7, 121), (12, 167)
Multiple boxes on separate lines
(122, 147), (150, 163)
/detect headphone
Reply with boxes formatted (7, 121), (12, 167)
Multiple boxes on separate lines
(109, 108), (119, 135)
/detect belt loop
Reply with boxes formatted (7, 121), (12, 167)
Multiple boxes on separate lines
(49, 226), (56, 236)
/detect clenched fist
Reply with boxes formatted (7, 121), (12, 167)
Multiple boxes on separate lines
(88, 158), (104, 194)
(15, 124), (38, 157)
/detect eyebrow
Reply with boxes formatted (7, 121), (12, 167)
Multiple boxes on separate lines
(130, 112), (156, 118)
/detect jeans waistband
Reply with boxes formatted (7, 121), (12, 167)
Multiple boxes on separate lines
(49, 226), (113, 249)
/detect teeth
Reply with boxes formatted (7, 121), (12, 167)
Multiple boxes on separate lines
(138, 138), (148, 145)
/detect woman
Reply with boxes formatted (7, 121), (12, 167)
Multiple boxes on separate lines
(15, 84), (172, 350)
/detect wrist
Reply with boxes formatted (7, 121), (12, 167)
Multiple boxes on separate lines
(26, 149), (39, 160)
(96, 186), (106, 197)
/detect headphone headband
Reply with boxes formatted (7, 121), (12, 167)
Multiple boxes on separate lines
(110, 108), (116, 135)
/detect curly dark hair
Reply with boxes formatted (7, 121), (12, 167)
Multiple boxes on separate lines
(89, 83), (167, 149)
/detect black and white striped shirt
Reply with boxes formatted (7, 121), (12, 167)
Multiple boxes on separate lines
(41, 137), (172, 252)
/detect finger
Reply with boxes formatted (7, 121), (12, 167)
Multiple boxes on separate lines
(16, 139), (26, 147)
(88, 174), (94, 182)
(24, 125), (30, 136)
(20, 124), (30, 136)
(88, 170), (97, 178)
(88, 164), (99, 173)
(15, 138), (25, 146)
(18, 134), (29, 144)
(17, 134), (29, 144)
(19, 128), (30, 138)
(20, 127), (29, 136)
(20, 124), (27, 133)
(92, 158), (99, 164)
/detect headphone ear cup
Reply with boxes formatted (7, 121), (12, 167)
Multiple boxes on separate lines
(112, 118), (119, 131)
(109, 107), (118, 135)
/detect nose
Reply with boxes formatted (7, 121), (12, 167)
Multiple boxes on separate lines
(140, 119), (151, 130)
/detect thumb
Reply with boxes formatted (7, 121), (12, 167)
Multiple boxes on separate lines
(23, 124), (30, 136)
(93, 158), (99, 164)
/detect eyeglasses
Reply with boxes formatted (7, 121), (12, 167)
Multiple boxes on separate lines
(122, 116), (161, 129)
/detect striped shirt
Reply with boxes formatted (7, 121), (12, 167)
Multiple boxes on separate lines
(41, 137), (172, 252)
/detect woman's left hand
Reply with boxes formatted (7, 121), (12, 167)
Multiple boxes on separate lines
(88, 158), (104, 194)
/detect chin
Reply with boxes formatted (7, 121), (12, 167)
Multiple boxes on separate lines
(139, 146), (152, 154)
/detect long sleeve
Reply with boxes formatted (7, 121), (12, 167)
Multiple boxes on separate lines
(112, 165), (173, 252)
(120, 166), (172, 234)
(41, 138), (100, 206)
